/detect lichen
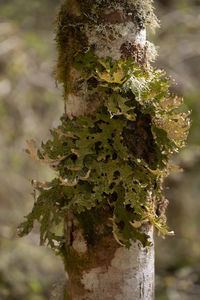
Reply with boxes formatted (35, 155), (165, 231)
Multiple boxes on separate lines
(55, 0), (159, 97)
(18, 52), (190, 254)
(18, 0), (190, 277)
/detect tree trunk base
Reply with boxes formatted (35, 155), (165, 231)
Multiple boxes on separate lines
(67, 227), (154, 300)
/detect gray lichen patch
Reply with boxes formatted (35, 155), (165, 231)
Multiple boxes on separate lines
(78, 227), (154, 299)
(85, 22), (146, 60)
(55, 0), (159, 97)
(128, 0), (159, 31)
(145, 41), (158, 62)
(78, 0), (159, 31)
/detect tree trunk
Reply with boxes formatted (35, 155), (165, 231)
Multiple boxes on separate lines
(67, 227), (154, 300)
(56, 1), (158, 299)
(18, 1), (190, 299)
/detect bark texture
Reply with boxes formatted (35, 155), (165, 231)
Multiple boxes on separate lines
(68, 227), (154, 300)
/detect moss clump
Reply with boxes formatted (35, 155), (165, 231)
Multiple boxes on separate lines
(55, 5), (88, 96)
(60, 246), (90, 276)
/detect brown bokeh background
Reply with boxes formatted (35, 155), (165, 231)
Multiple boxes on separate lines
(0, 0), (200, 299)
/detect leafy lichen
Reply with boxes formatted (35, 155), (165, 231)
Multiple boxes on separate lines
(18, 52), (190, 253)
(18, 0), (190, 275)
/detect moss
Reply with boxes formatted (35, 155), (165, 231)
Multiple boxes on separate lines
(55, 0), (159, 97)
(75, 206), (113, 246)
(55, 5), (88, 96)
(60, 246), (90, 275)
(65, 0), (81, 16)
(59, 220), (117, 277)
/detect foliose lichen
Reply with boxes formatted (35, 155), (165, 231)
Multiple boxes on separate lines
(18, 51), (190, 249)
(18, 0), (190, 274)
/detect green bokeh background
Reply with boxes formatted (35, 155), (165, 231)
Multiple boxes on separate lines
(0, 0), (199, 299)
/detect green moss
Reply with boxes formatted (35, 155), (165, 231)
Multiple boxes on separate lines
(60, 246), (89, 275)
(55, 4), (88, 95)
(76, 209), (105, 245)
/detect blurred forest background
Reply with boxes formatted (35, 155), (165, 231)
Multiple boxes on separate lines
(0, 0), (199, 299)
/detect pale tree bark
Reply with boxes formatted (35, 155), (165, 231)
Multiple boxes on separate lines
(56, 1), (158, 299)
(67, 227), (154, 300)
